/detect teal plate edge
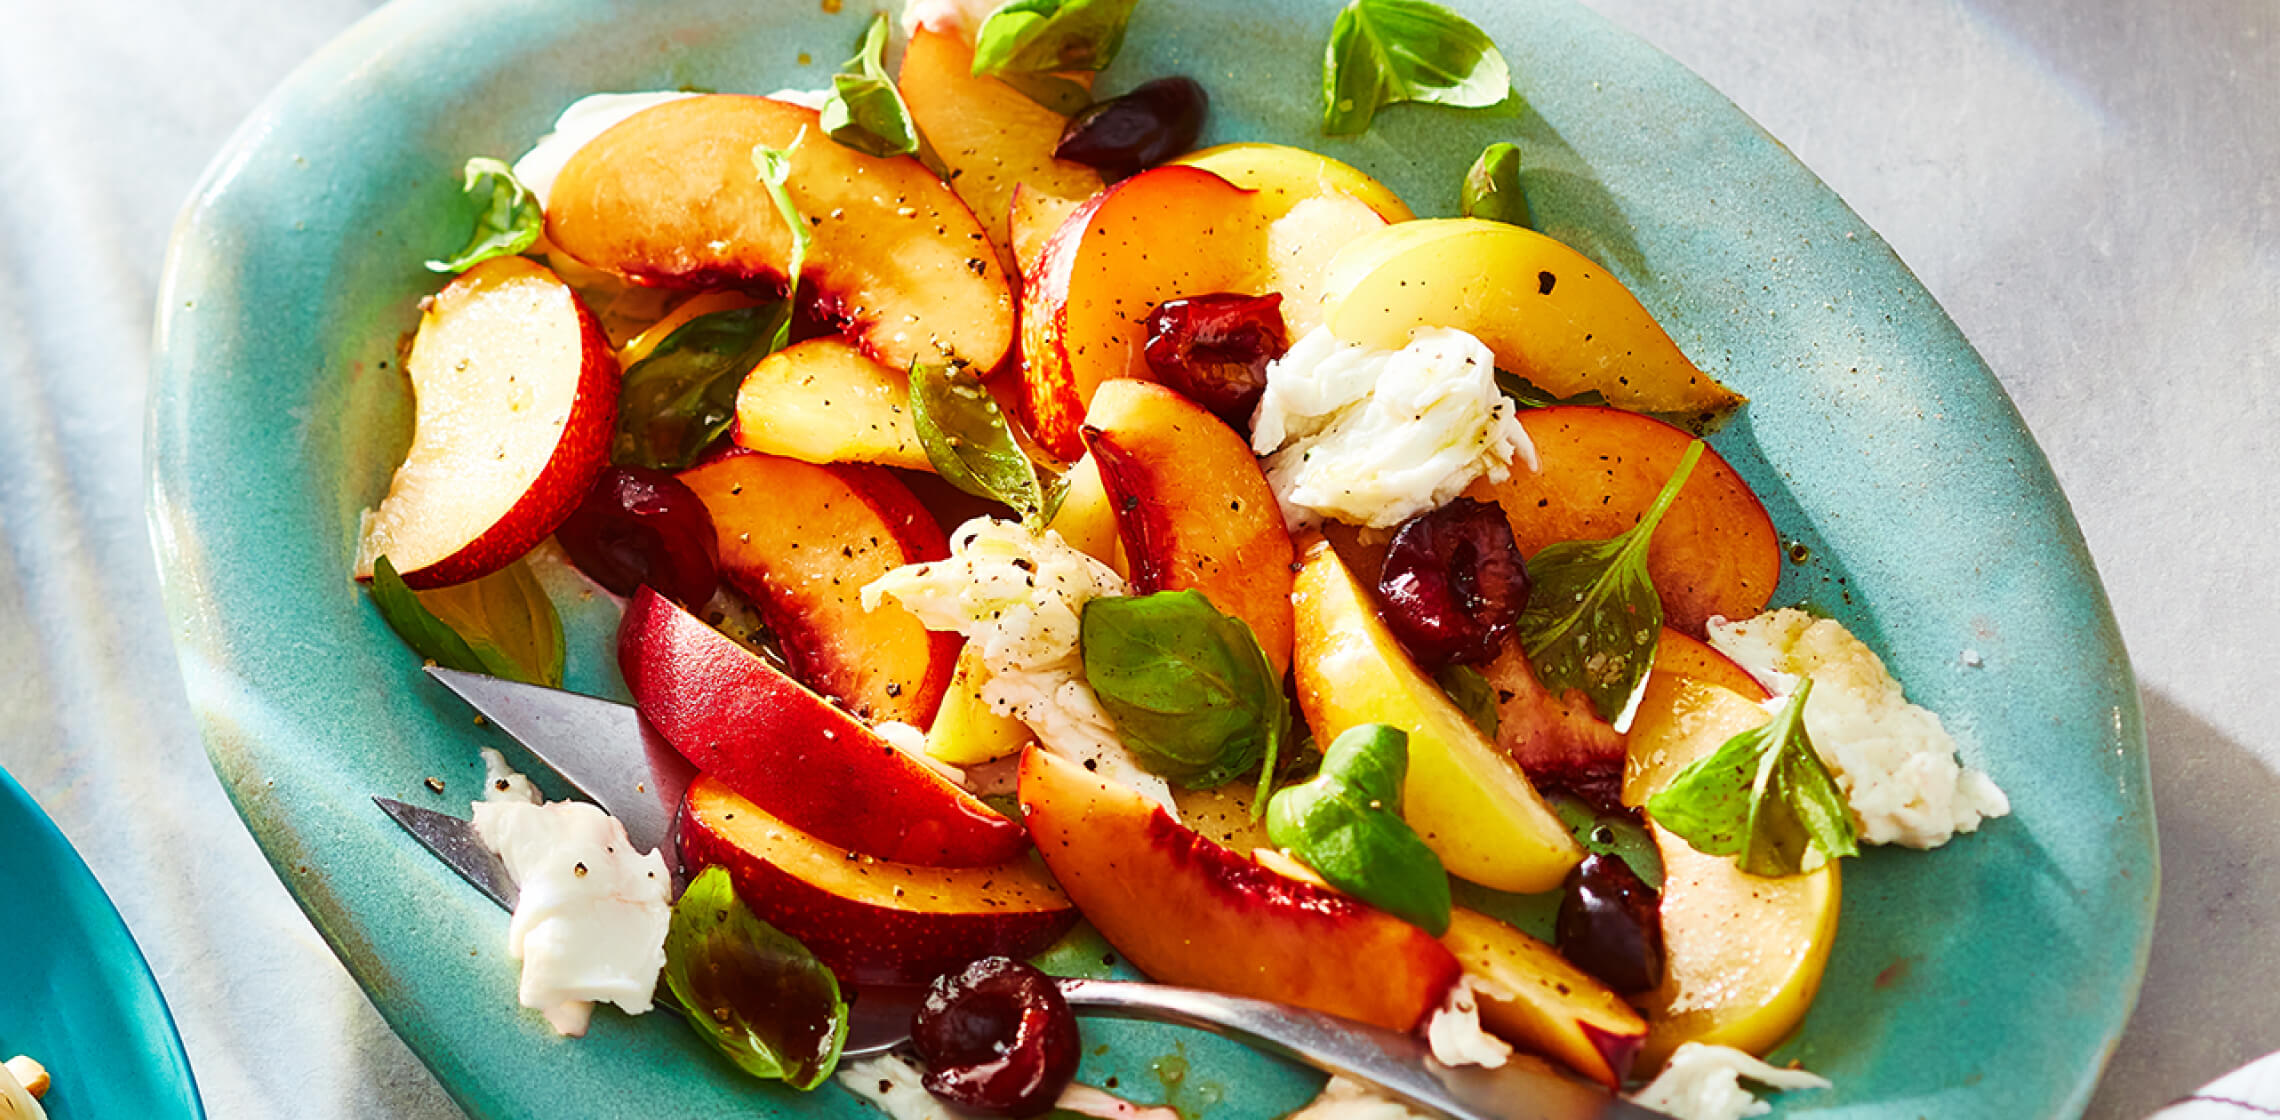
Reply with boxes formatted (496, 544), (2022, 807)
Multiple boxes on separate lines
(0, 767), (206, 1118)
(146, 0), (2155, 1117)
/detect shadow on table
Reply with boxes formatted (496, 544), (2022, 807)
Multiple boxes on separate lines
(2087, 688), (2280, 1119)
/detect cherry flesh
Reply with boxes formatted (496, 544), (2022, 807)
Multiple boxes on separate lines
(1555, 853), (1666, 996)
(1056, 77), (1209, 180)
(1376, 498), (1530, 669)
(555, 465), (720, 608)
(1142, 291), (1287, 427)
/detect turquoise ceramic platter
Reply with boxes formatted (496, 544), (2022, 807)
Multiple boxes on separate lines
(148, 0), (2156, 1116)
(0, 767), (205, 1118)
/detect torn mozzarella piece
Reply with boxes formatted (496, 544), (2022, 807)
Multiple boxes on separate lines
(471, 750), (673, 1036)
(864, 518), (1174, 812)
(900, 0), (1005, 42)
(1707, 608), (2010, 848)
(1285, 1076), (1437, 1120)
(1628, 1042), (1830, 1120)
(1423, 976), (1513, 1069)
(1251, 326), (1533, 530)
(511, 91), (700, 210)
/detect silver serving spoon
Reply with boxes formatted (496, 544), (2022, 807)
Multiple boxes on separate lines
(841, 979), (1668, 1120)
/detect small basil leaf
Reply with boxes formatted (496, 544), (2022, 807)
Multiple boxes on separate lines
(997, 70), (1097, 116)
(1461, 141), (1530, 227)
(908, 362), (1051, 529)
(1436, 663), (1499, 740)
(1265, 724), (1451, 934)
(1080, 590), (1288, 792)
(972, 0), (1141, 77)
(412, 558), (566, 687)
(1645, 679), (1859, 878)
(1548, 794), (1663, 891)
(1495, 370), (1607, 410)
(612, 305), (790, 470)
(1322, 0), (1511, 136)
(426, 157), (542, 274)
(822, 14), (923, 159)
(1515, 440), (1704, 728)
(371, 555), (509, 678)
(664, 865), (849, 1089)
(750, 141), (812, 352)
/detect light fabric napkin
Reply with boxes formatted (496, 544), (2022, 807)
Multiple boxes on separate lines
(2150, 1054), (2280, 1120)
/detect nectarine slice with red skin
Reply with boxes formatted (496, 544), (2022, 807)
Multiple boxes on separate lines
(1081, 380), (1296, 677)
(353, 256), (618, 588)
(1653, 628), (1771, 701)
(899, 27), (1104, 274)
(1020, 165), (1269, 460)
(619, 587), (1024, 868)
(545, 94), (1014, 371)
(677, 450), (957, 725)
(1441, 908), (1646, 1089)
(1464, 407), (1779, 634)
(1018, 748), (1461, 1031)
(679, 774), (1075, 985)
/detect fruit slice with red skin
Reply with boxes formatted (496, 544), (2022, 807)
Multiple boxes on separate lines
(898, 26), (1103, 273)
(353, 256), (619, 587)
(1018, 748), (1461, 1031)
(1464, 407), (1779, 634)
(1442, 908), (1647, 1090)
(1652, 628), (1770, 701)
(1081, 379), (1295, 677)
(1020, 165), (1269, 461)
(620, 587), (1024, 867)
(1008, 183), (1090, 282)
(732, 337), (930, 471)
(679, 774), (1074, 985)
(545, 94), (1014, 371)
(677, 450), (957, 725)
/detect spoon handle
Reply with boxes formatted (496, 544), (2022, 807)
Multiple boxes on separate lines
(1058, 979), (1666, 1120)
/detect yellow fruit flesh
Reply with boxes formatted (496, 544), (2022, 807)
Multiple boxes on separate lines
(1292, 541), (1581, 893)
(925, 645), (1032, 766)
(1173, 142), (1415, 223)
(733, 338), (930, 471)
(1442, 909), (1646, 1089)
(1623, 676), (1843, 1067)
(1322, 219), (1744, 415)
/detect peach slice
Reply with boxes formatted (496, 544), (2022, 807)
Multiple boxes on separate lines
(680, 774), (1075, 985)
(353, 256), (618, 588)
(1442, 908), (1647, 1089)
(545, 94), (1014, 371)
(1082, 380), (1296, 677)
(1008, 183), (1092, 281)
(1465, 407), (1780, 634)
(1018, 748), (1461, 1031)
(677, 450), (957, 725)
(620, 588), (1026, 868)
(1019, 165), (1269, 460)
(1172, 142), (1414, 224)
(731, 337), (930, 471)
(1653, 628), (1770, 701)
(1621, 675), (1842, 1066)
(898, 26), (1104, 271)
(1292, 539), (1582, 893)
(1321, 219), (1744, 415)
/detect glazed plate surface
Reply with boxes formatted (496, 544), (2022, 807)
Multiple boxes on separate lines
(148, 0), (2155, 1115)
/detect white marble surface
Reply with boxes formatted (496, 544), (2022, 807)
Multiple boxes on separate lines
(0, 1), (2270, 1117)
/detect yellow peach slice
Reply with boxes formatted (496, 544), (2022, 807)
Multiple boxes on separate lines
(1173, 142), (1414, 223)
(731, 337), (929, 471)
(1442, 909), (1647, 1089)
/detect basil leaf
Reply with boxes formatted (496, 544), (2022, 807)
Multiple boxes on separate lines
(1461, 141), (1530, 227)
(368, 555), (546, 683)
(751, 141), (812, 352)
(1436, 664), (1499, 740)
(1645, 679), (1859, 877)
(1547, 794), (1663, 891)
(1321, 0), (1511, 136)
(908, 362), (1052, 530)
(612, 305), (790, 470)
(1080, 590), (1288, 794)
(972, 0), (1140, 77)
(1515, 440), (1703, 729)
(1495, 370), (1607, 410)
(822, 14), (923, 159)
(1265, 724), (1451, 934)
(426, 157), (542, 274)
(663, 865), (849, 1089)
(412, 558), (566, 687)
